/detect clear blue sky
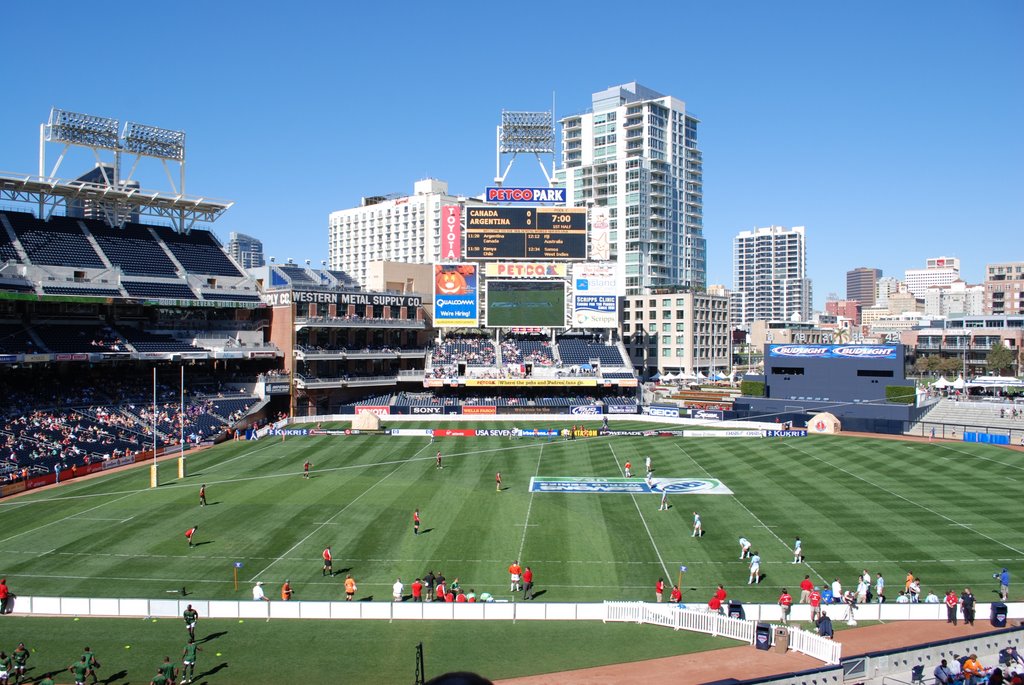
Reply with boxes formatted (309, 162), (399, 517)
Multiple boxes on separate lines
(1, 1), (1021, 307)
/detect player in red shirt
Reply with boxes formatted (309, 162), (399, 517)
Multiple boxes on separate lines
(303, 460), (311, 479)
(714, 584), (727, 606)
(322, 546), (333, 577)
(670, 585), (682, 603)
(495, 472), (502, 491)
(522, 567), (535, 600)
(778, 588), (793, 624)
(198, 484), (206, 507)
(799, 575), (814, 603)
(508, 561), (522, 591)
(708, 595), (723, 613)
(436, 451), (443, 469)
(809, 586), (823, 621)
(413, 509), (420, 535)
(185, 525), (198, 548)
(455, 591), (467, 602)
(411, 578), (423, 602)
(655, 578), (665, 603)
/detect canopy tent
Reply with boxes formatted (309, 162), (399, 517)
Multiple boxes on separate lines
(966, 376), (1024, 388)
(649, 371), (661, 381)
(951, 376), (966, 390)
(932, 376), (951, 389)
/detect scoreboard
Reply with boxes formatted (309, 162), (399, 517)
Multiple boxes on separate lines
(465, 206), (587, 260)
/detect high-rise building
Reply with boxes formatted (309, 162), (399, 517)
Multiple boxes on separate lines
(984, 261), (1024, 315)
(923, 280), (985, 317)
(554, 82), (705, 295)
(328, 179), (465, 288)
(904, 256), (960, 298)
(875, 276), (902, 307)
(621, 290), (730, 374)
(227, 231), (265, 269)
(846, 267), (881, 307)
(825, 299), (862, 326)
(731, 225), (812, 328)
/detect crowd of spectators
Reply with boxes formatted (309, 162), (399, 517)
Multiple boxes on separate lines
(431, 336), (496, 367)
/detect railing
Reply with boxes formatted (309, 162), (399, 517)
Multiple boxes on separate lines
(787, 624), (842, 665)
(604, 601), (755, 643)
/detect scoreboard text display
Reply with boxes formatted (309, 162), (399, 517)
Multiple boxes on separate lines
(465, 206), (586, 260)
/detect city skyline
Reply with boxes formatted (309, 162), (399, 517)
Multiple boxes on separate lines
(0, 2), (1020, 308)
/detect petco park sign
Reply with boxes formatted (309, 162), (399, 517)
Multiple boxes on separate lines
(485, 187), (566, 203)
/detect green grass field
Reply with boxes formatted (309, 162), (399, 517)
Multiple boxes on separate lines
(1, 422), (1021, 683)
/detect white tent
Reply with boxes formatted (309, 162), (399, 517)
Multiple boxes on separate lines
(932, 376), (951, 389)
(695, 370), (708, 381)
(661, 372), (676, 381)
(650, 371), (662, 381)
(952, 376), (966, 390)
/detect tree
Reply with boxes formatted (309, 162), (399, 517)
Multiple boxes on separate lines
(986, 342), (1016, 375)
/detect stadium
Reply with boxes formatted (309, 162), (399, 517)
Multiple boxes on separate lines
(0, 109), (1021, 685)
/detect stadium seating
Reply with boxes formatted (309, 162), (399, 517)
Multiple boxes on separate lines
(601, 371), (637, 379)
(7, 213), (105, 268)
(123, 281), (198, 300)
(118, 327), (205, 353)
(0, 323), (37, 354)
(33, 324), (126, 353)
(557, 338), (629, 366)
(151, 226), (244, 277)
(431, 336), (496, 367)
(500, 336), (556, 366)
(0, 214), (25, 263)
(199, 291), (263, 303)
(276, 265), (319, 286)
(394, 392), (458, 407)
(88, 221), (180, 277)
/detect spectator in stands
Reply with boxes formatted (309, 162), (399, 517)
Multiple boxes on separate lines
(934, 659), (955, 684)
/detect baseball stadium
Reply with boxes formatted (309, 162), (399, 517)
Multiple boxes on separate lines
(0, 109), (1020, 685)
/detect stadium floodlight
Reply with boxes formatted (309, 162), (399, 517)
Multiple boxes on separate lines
(121, 121), (186, 161)
(46, 108), (120, 150)
(499, 111), (554, 154)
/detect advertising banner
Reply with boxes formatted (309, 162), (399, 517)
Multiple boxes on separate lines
(570, 405), (601, 415)
(440, 205), (462, 261)
(485, 187), (566, 204)
(434, 429), (476, 437)
(355, 405), (391, 416)
(484, 263), (568, 278)
(528, 476), (733, 495)
(434, 264), (479, 327)
(572, 263), (618, 328)
(520, 428), (560, 437)
(463, 405), (496, 414)
(590, 206), (611, 261)
(644, 405), (681, 418)
(607, 404), (639, 414)
(408, 406), (444, 415)
(690, 409), (723, 421)
(387, 429), (435, 437)
(497, 406), (561, 415)
(767, 344), (898, 359)
(466, 378), (597, 387)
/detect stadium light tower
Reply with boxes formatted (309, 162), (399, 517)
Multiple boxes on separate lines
(41, 108), (121, 182)
(121, 121), (187, 194)
(495, 110), (555, 187)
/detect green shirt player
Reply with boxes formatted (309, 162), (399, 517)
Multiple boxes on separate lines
(81, 647), (100, 684)
(181, 639), (201, 683)
(0, 652), (13, 684)
(159, 656), (176, 684)
(37, 677), (54, 685)
(69, 657), (90, 685)
(150, 668), (168, 685)
(183, 604), (199, 640)
(11, 642), (29, 683)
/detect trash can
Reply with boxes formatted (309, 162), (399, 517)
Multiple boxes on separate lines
(991, 602), (1008, 628)
(774, 625), (789, 653)
(728, 602), (745, 620)
(754, 623), (771, 651)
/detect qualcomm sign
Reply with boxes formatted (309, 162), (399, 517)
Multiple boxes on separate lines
(485, 187), (566, 203)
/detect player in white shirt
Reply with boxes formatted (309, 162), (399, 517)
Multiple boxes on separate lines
(738, 537), (751, 559)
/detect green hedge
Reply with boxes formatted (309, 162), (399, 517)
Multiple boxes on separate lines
(885, 385), (916, 404)
(741, 380), (765, 397)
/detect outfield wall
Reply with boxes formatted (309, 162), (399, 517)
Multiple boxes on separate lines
(12, 596), (1023, 624)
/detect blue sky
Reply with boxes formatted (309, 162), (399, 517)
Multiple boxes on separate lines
(1, 1), (1021, 307)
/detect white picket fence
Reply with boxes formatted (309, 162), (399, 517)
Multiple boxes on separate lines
(603, 601), (841, 665)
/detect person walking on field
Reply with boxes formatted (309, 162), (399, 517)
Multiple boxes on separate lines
(436, 451), (443, 469)
(345, 575), (357, 601)
(198, 484), (207, 507)
(413, 509), (420, 535)
(183, 604), (199, 641)
(322, 546), (333, 577)
(656, 578), (665, 602)
(281, 579), (293, 600)
(181, 639), (201, 684)
(495, 472), (502, 491)
(303, 460), (311, 479)
(692, 512), (702, 538)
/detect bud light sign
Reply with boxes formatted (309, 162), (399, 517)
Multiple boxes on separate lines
(485, 187), (566, 204)
(768, 344), (897, 359)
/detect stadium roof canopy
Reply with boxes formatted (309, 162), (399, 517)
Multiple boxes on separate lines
(0, 170), (232, 227)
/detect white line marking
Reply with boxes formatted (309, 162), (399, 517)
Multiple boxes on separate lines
(516, 444), (544, 563)
(248, 442), (431, 582)
(673, 443), (829, 584)
(0, 491), (140, 545)
(932, 443), (1024, 471)
(609, 443), (670, 580)
(785, 442), (1024, 557)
